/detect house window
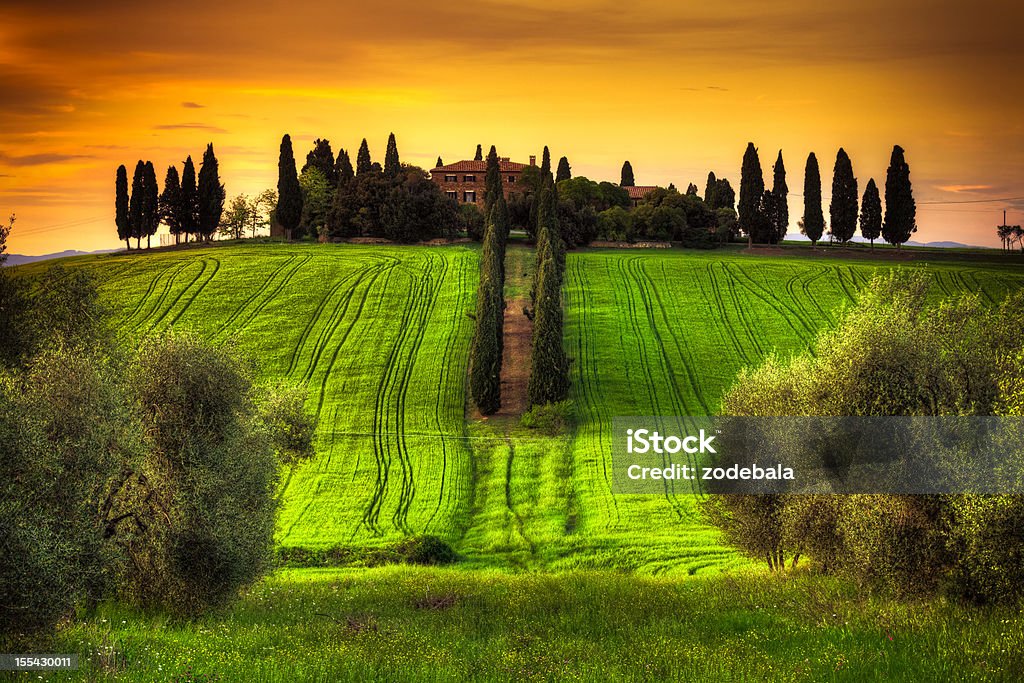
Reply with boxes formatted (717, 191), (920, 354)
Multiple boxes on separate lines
(463, 174), (476, 182)
(446, 191), (457, 200)
(463, 190), (476, 202)
(444, 174), (457, 182)
(508, 175), (516, 183)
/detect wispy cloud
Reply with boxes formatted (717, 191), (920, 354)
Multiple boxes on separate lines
(181, 101), (205, 108)
(0, 151), (94, 166)
(153, 123), (227, 133)
(937, 184), (992, 193)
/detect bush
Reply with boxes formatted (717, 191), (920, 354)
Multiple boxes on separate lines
(113, 333), (281, 615)
(520, 400), (574, 435)
(395, 535), (458, 566)
(707, 273), (1024, 602)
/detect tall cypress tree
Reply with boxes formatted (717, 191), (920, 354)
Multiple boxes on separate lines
(276, 135), (302, 240)
(356, 139), (373, 176)
(159, 165), (182, 244)
(882, 145), (916, 249)
(335, 149), (354, 185)
(179, 156), (199, 244)
(304, 138), (337, 187)
(142, 161), (160, 248)
(769, 150), (788, 244)
(540, 147), (551, 178)
(555, 156), (571, 183)
(128, 160), (146, 249)
(704, 171), (718, 209)
(469, 202), (505, 415)
(528, 182), (569, 407)
(197, 143), (225, 242)
(620, 160), (635, 187)
(738, 143), (765, 242)
(860, 178), (882, 248)
(801, 152), (825, 246)
(115, 164), (130, 249)
(474, 144), (483, 161)
(829, 148), (858, 244)
(484, 145), (502, 216)
(383, 133), (401, 177)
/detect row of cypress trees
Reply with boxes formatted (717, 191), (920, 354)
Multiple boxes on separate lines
(527, 152), (570, 408)
(114, 144), (225, 249)
(470, 147), (509, 414)
(739, 143), (916, 248)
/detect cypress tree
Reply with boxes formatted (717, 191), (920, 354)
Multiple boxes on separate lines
(383, 133), (401, 177)
(484, 145), (502, 216)
(356, 139), (373, 175)
(474, 144), (483, 161)
(704, 171), (718, 209)
(159, 165), (182, 244)
(738, 142), (765, 242)
(769, 150), (788, 244)
(128, 160), (146, 249)
(276, 135), (302, 240)
(491, 193), (510, 268)
(555, 156), (571, 183)
(882, 145), (916, 249)
(801, 152), (825, 246)
(829, 148), (858, 244)
(115, 165), (130, 249)
(179, 156), (199, 244)
(303, 138), (336, 186)
(527, 222), (569, 407)
(143, 161), (160, 248)
(469, 203), (505, 415)
(335, 149), (354, 185)
(436, 156), (443, 168)
(715, 178), (736, 211)
(620, 160), (635, 187)
(540, 146), (551, 179)
(860, 178), (882, 248)
(197, 143), (225, 242)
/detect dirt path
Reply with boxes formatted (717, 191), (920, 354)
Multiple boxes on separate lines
(495, 294), (531, 417)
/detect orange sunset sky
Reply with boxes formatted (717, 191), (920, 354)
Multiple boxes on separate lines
(1, 0), (1022, 254)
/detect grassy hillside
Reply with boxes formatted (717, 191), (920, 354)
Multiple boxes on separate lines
(22, 242), (1024, 574)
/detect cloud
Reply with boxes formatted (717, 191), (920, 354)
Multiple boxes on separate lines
(153, 123), (227, 133)
(0, 151), (94, 166)
(181, 101), (205, 108)
(937, 184), (993, 193)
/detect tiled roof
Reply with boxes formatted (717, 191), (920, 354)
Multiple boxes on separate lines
(625, 185), (657, 200)
(432, 160), (529, 173)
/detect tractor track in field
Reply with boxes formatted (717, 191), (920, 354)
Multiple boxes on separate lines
(567, 259), (620, 528)
(145, 258), (220, 334)
(699, 263), (755, 367)
(716, 262), (768, 359)
(164, 257), (222, 328)
(124, 259), (191, 331)
(213, 254), (303, 339)
(724, 263), (816, 345)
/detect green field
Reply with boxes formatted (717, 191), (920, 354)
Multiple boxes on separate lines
(27, 242), (1024, 573)
(52, 565), (1024, 682)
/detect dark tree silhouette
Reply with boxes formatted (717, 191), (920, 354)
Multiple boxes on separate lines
(115, 165), (130, 249)
(620, 160), (635, 187)
(704, 171), (718, 208)
(801, 152), (825, 246)
(159, 165), (182, 244)
(436, 156), (443, 168)
(180, 156), (199, 244)
(276, 135), (302, 240)
(484, 145), (503, 217)
(882, 145), (917, 249)
(829, 148), (858, 244)
(335, 149), (354, 185)
(474, 144), (483, 161)
(383, 133), (401, 177)
(555, 156), (571, 182)
(860, 178), (882, 248)
(142, 161), (160, 248)
(356, 139), (373, 176)
(128, 160), (146, 249)
(197, 143), (225, 242)
(769, 150), (788, 243)
(540, 146), (551, 178)
(303, 138), (336, 187)
(738, 143), (765, 242)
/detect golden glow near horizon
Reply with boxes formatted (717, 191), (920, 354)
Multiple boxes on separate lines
(1, 0), (1021, 253)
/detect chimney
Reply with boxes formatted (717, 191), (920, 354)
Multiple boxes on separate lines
(529, 155), (536, 166)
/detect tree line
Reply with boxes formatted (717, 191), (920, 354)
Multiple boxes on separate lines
(275, 133), (466, 243)
(114, 144), (225, 249)
(738, 143), (917, 248)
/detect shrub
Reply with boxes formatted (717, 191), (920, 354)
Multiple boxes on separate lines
(395, 535), (458, 566)
(520, 400), (574, 435)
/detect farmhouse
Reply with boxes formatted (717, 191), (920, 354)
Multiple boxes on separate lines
(625, 185), (657, 207)
(430, 156), (535, 205)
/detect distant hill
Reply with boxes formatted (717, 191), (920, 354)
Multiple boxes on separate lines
(1, 249), (119, 267)
(785, 235), (990, 249)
